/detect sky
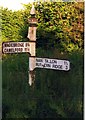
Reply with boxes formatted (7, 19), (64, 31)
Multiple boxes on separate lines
(0, 0), (35, 11)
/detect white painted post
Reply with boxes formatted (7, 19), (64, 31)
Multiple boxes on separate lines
(27, 4), (37, 86)
(29, 57), (36, 86)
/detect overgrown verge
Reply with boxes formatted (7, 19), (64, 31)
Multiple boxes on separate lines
(2, 49), (83, 119)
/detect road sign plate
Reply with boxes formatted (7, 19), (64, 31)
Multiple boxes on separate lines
(2, 42), (35, 56)
(36, 57), (70, 71)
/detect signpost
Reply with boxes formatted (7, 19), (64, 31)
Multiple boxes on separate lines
(2, 3), (70, 86)
(27, 4), (37, 86)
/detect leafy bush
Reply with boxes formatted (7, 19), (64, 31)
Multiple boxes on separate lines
(2, 1), (84, 119)
(2, 2), (84, 52)
(2, 49), (83, 119)
(34, 2), (84, 52)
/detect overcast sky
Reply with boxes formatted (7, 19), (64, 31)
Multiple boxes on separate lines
(0, 0), (35, 11)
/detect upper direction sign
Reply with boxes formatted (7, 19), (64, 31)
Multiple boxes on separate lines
(36, 57), (70, 71)
(2, 42), (35, 56)
(2, 42), (30, 53)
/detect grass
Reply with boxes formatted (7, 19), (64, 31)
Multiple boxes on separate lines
(2, 49), (84, 119)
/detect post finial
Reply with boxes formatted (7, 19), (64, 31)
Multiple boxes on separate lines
(30, 4), (36, 15)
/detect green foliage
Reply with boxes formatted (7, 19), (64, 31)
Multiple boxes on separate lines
(1, 7), (28, 42)
(2, 1), (83, 119)
(35, 49), (83, 118)
(34, 2), (84, 51)
(2, 49), (83, 119)
(2, 2), (84, 52)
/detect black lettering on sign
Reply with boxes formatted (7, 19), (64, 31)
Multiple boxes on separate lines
(12, 43), (17, 47)
(17, 43), (24, 47)
(36, 63), (42, 67)
(15, 48), (23, 52)
(65, 66), (68, 70)
(45, 59), (48, 63)
(4, 48), (7, 52)
(25, 43), (30, 47)
(4, 48), (14, 53)
(3, 42), (25, 47)
(52, 64), (62, 69)
(4, 43), (11, 47)
(24, 48), (29, 52)
(64, 61), (68, 65)
(9, 48), (14, 52)
(49, 60), (57, 64)
(36, 59), (43, 62)
(43, 64), (51, 68)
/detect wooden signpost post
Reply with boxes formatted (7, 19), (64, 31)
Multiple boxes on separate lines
(2, 3), (70, 86)
(27, 4), (38, 86)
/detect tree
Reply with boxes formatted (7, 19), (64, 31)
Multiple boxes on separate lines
(2, 2), (84, 52)
(2, 8), (26, 42)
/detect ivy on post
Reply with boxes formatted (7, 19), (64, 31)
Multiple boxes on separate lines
(27, 3), (38, 86)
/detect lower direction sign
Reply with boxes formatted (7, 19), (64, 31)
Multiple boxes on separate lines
(36, 57), (70, 71)
(2, 42), (35, 56)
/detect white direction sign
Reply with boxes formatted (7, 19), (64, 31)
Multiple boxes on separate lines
(36, 57), (70, 71)
(2, 42), (35, 56)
